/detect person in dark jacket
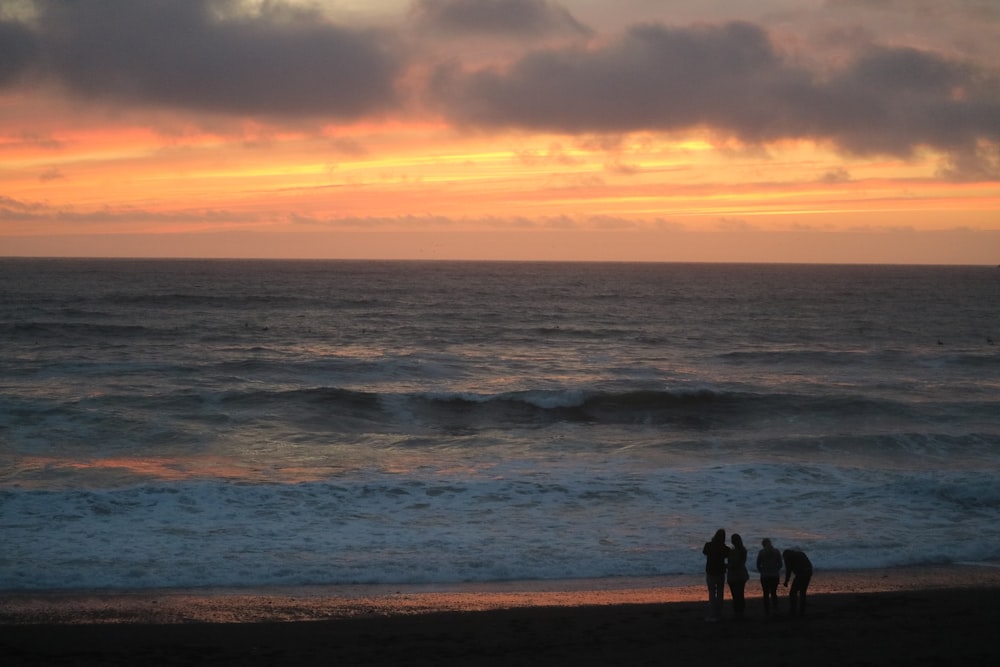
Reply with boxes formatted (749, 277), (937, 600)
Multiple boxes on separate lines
(756, 538), (783, 616)
(702, 529), (730, 621)
(782, 548), (813, 617)
(727, 533), (749, 619)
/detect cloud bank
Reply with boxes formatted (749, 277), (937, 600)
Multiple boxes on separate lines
(1, 0), (402, 118)
(0, 0), (997, 168)
(431, 21), (1000, 161)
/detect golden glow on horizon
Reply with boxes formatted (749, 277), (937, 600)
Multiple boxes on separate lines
(3, 101), (998, 260)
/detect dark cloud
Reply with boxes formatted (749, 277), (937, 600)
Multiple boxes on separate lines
(822, 167), (852, 183)
(0, 18), (37, 85)
(411, 0), (592, 38)
(824, 0), (1000, 21)
(2, 0), (403, 119)
(431, 22), (805, 132)
(432, 21), (1000, 158)
(38, 166), (64, 182)
(819, 46), (1000, 155)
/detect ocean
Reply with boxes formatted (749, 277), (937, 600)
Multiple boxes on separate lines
(1, 258), (998, 591)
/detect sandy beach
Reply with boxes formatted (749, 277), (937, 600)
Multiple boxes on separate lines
(3, 564), (999, 665)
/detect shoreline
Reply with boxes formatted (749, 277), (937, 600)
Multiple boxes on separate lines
(3, 562), (999, 624)
(2, 565), (1000, 666)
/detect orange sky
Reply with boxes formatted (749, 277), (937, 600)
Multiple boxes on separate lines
(2, 1), (999, 263)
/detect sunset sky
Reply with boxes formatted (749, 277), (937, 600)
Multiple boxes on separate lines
(2, 0), (999, 263)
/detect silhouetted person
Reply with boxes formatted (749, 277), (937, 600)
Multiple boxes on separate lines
(783, 548), (813, 617)
(702, 529), (730, 621)
(756, 538), (783, 617)
(727, 533), (749, 619)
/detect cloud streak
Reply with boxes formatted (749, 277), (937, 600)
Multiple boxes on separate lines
(410, 0), (592, 37)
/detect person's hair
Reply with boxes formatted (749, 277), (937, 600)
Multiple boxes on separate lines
(762, 538), (772, 548)
(732, 533), (744, 548)
(712, 529), (726, 543)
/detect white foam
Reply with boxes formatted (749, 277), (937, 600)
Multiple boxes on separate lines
(3, 459), (999, 591)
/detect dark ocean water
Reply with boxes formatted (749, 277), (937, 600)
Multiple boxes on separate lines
(1, 259), (998, 590)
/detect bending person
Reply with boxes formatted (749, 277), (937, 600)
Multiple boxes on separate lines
(782, 548), (813, 617)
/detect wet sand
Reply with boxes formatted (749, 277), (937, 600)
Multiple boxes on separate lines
(2, 565), (999, 665)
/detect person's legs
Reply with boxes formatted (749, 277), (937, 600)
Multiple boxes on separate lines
(790, 573), (811, 617)
(729, 581), (746, 618)
(706, 574), (724, 620)
(788, 577), (798, 616)
(761, 576), (778, 615)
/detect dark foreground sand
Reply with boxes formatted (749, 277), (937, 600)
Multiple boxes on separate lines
(3, 565), (999, 666)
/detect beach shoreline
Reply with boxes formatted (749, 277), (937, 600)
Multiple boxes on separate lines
(3, 562), (999, 625)
(3, 564), (1000, 665)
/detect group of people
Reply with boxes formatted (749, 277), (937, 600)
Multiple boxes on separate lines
(702, 529), (812, 621)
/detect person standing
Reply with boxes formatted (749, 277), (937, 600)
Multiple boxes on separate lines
(727, 533), (749, 619)
(756, 538), (783, 617)
(782, 548), (813, 617)
(702, 529), (730, 621)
